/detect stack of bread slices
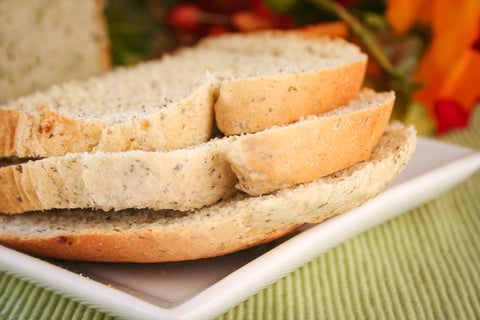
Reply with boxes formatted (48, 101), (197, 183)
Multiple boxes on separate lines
(0, 31), (417, 262)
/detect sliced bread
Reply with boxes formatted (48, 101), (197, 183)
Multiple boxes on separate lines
(0, 67), (218, 158)
(0, 90), (393, 214)
(0, 0), (111, 102)
(0, 137), (237, 213)
(0, 122), (417, 262)
(0, 31), (366, 158)
(226, 89), (394, 195)
(207, 32), (367, 135)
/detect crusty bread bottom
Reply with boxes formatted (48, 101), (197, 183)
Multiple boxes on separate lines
(0, 123), (416, 262)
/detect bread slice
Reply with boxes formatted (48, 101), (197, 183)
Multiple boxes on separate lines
(203, 32), (367, 135)
(0, 68), (218, 158)
(0, 137), (237, 213)
(0, 0), (111, 102)
(0, 90), (393, 214)
(225, 89), (394, 195)
(0, 31), (366, 158)
(0, 122), (417, 262)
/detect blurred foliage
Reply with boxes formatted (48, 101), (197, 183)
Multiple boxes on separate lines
(105, 0), (177, 65)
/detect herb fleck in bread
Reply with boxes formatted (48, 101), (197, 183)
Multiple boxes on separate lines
(226, 89), (394, 195)
(0, 90), (393, 214)
(0, 0), (111, 102)
(209, 33), (367, 135)
(0, 70), (218, 158)
(0, 122), (417, 262)
(0, 137), (237, 213)
(0, 31), (366, 158)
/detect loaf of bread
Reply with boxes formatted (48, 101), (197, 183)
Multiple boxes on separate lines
(0, 90), (393, 214)
(0, 0), (111, 102)
(0, 122), (416, 262)
(0, 31), (366, 158)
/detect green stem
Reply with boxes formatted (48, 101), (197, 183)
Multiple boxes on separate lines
(307, 0), (421, 91)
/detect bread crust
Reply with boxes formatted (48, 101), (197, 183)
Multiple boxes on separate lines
(225, 90), (394, 195)
(215, 60), (366, 135)
(0, 123), (417, 262)
(0, 108), (105, 158)
(0, 224), (301, 262)
(0, 80), (216, 158)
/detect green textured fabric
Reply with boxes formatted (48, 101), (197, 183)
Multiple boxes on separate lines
(0, 111), (479, 320)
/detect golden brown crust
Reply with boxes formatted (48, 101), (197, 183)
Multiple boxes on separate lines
(0, 109), (19, 157)
(0, 108), (106, 157)
(225, 91), (394, 196)
(0, 164), (43, 213)
(0, 81), (216, 158)
(215, 60), (366, 135)
(0, 204), (338, 262)
(0, 225), (300, 262)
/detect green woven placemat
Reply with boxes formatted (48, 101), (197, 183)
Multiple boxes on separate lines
(1, 111), (479, 320)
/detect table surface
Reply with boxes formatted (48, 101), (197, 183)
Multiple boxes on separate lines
(1, 109), (479, 320)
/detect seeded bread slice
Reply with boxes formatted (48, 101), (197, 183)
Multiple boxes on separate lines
(0, 90), (393, 214)
(199, 32), (367, 135)
(0, 31), (366, 158)
(0, 137), (237, 213)
(0, 71), (218, 158)
(225, 89), (394, 196)
(0, 0), (111, 102)
(0, 122), (416, 262)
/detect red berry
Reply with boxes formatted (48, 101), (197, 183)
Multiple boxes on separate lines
(167, 4), (202, 30)
(252, 0), (274, 19)
(434, 99), (471, 134)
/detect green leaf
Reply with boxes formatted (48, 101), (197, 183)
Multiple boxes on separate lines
(402, 102), (436, 136)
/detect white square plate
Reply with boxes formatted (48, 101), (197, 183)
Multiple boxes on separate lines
(0, 137), (479, 320)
